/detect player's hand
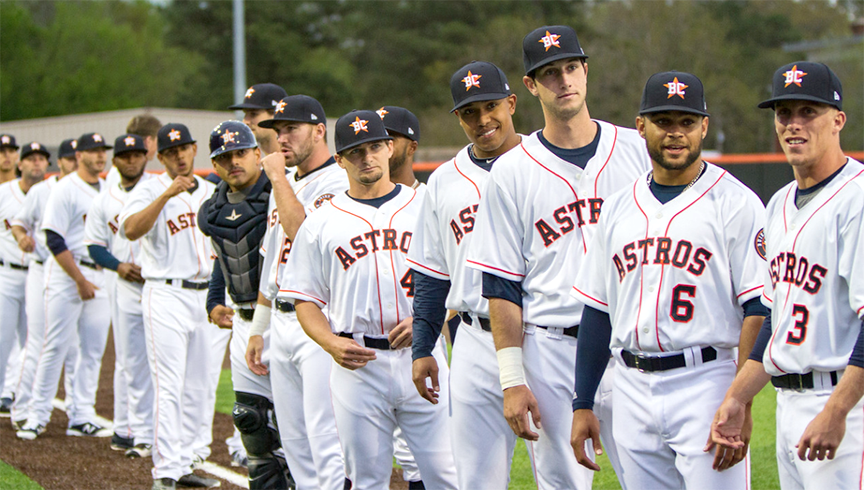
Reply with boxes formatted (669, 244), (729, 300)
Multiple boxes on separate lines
(261, 152), (288, 182)
(571, 409), (603, 471)
(17, 234), (35, 253)
(116, 263), (144, 284)
(796, 405), (846, 461)
(209, 305), (234, 329)
(411, 356), (440, 404)
(325, 335), (377, 370)
(164, 175), (195, 198)
(388, 317), (413, 349)
(246, 335), (268, 376)
(75, 278), (98, 301)
(710, 403), (753, 471)
(705, 395), (747, 470)
(503, 384), (541, 441)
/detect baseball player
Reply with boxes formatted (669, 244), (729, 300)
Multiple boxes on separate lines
(119, 123), (219, 490)
(9, 138), (79, 430)
(466, 25), (651, 488)
(84, 134), (154, 457)
(104, 115), (162, 191)
(17, 133), (113, 441)
(282, 109), (458, 490)
(0, 134), (23, 412)
(0, 141), (48, 418)
(230, 83), (288, 157)
(248, 95), (347, 490)
(0, 133), (19, 184)
(709, 62), (864, 490)
(409, 60), (525, 489)
(199, 120), (293, 489)
(570, 72), (767, 489)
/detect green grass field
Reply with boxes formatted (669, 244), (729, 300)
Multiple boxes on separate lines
(215, 369), (782, 489)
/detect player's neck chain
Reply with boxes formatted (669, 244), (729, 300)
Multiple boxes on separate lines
(647, 161), (705, 192)
(411, 179), (420, 190)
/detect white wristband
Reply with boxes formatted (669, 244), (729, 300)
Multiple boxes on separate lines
(496, 346), (526, 390)
(249, 305), (271, 338)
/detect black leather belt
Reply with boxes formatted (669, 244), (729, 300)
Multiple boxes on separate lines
(236, 308), (255, 322)
(0, 259), (28, 271)
(459, 312), (491, 332)
(275, 299), (295, 313)
(338, 332), (392, 350)
(771, 371), (839, 390)
(164, 279), (208, 290)
(34, 260), (43, 265)
(537, 324), (579, 339)
(79, 260), (98, 270)
(622, 346), (717, 372)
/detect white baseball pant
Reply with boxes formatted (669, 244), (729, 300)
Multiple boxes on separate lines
(0, 265), (27, 401)
(192, 323), (231, 461)
(107, 273), (129, 438)
(114, 278), (153, 444)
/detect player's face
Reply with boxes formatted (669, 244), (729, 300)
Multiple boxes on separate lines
(143, 135), (157, 162)
(57, 156), (78, 176)
(524, 58), (588, 121)
(388, 135), (415, 175)
(243, 109), (276, 141)
(337, 140), (394, 186)
(113, 151), (148, 183)
(18, 153), (48, 181)
(0, 147), (19, 172)
(77, 149), (107, 175)
(638, 111), (708, 171)
(272, 121), (322, 168)
(773, 100), (846, 169)
(158, 143), (197, 179)
(211, 147), (262, 191)
(455, 94), (518, 158)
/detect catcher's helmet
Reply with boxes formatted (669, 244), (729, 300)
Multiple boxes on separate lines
(209, 120), (258, 159)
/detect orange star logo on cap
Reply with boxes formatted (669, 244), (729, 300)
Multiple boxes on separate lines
(784, 65), (807, 87)
(275, 100), (287, 114)
(350, 117), (369, 134)
(245, 87), (255, 99)
(538, 30), (561, 51)
(30, 142), (40, 150)
(376, 108), (389, 119)
(221, 130), (237, 145)
(124, 136), (136, 147)
(71, 140), (77, 149)
(1, 136), (9, 145)
(462, 71), (482, 91)
(93, 134), (103, 143)
(664, 77), (688, 99)
(168, 129), (181, 141)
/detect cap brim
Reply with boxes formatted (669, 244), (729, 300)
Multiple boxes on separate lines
(0, 144), (19, 150)
(113, 148), (147, 156)
(336, 135), (393, 154)
(21, 150), (50, 159)
(525, 52), (588, 76)
(209, 143), (258, 159)
(640, 106), (710, 117)
(79, 145), (113, 150)
(228, 102), (271, 110)
(258, 117), (317, 129)
(158, 140), (195, 153)
(451, 92), (512, 113)
(757, 94), (841, 110)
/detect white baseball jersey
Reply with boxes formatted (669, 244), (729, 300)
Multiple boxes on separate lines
(260, 161), (349, 301)
(119, 173), (216, 281)
(761, 158), (864, 375)
(572, 163), (766, 353)
(11, 176), (57, 263)
(83, 173), (153, 265)
(0, 179), (29, 266)
(281, 185), (422, 336)
(104, 165), (121, 191)
(467, 122), (652, 327)
(41, 173), (104, 262)
(407, 144), (493, 316)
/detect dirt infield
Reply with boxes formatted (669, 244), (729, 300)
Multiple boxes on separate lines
(1, 329), (409, 490)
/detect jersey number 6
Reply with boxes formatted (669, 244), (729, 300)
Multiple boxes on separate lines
(671, 284), (696, 322)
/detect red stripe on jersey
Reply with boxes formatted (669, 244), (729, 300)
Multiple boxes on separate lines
(387, 189), (417, 325)
(857, 304), (864, 318)
(571, 285), (607, 308)
(465, 259), (525, 278)
(592, 124), (618, 198)
(781, 185), (794, 234)
(736, 285), (763, 298)
(279, 290), (327, 306)
(406, 257), (449, 278)
(632, 180), (649, 352)
(454, 158), (482, 200)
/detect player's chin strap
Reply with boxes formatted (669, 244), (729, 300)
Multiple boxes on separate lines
(497, 347), (526, 390)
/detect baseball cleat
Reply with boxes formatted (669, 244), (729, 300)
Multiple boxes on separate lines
(110, 432), (135, 450)
(177, 473), (220, 488)
(16, 424), (46, 440)
(126, 443), (152, 458)
(191, 455), (205, 470)
(152, 477), (176, 490)
(11, 419), (26, 431)
(230, 450), (248, 468)
(67, 422), (112, 437)
(0, 397), (12, 417)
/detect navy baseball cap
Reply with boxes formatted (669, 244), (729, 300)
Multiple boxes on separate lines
(58, 138), (78, 158)
(209, 120), (258, 159)
(640, 71), (710, 117)
(228, 83), (288, 111)
(450, 61), (512, 113)
(0, 134), (18, 150)
(77, 133), (113, 151)
(258, 95), (326, 129)
(113, 134), (148, 156)
(377, 106), (420, 142)
(20, 142), (50, 160)
(157, 123), (196, 153)
(758, 61), (843, 111)
(335, 110), (393, 154)
(523, 25), (588, 77)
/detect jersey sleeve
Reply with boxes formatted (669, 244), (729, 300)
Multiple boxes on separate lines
(406, 184), (449, 280)
(118, 182), (155, 240)
(11, 187), (40, 231)
(304, 178), (345, 215)
(726, 192), (767, 306)
(571, 211), (611, 313)
(466, 164), (526, 281)
(280, 220), (329, 308)
(258, 197), (281, 301)
(83, 194), (109, 248)
(40, 185), (70, 237)
(838, 196), (864, 318)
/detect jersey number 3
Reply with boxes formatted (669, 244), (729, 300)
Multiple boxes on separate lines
(785, 304), (809, 345)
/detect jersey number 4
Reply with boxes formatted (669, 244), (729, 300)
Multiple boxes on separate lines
(671, 284), (696, 322)
(400, 270), (414, 298)
(785, 304), (809, 345)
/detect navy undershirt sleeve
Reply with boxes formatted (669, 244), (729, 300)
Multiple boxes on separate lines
(572, 306), (613, 411)
(411, 271), (450, 361)
(748, 313), (772, 363)
(848, 320), (864, 368)
(87, 244), (121, 272)
(742, 297), (770, 317)
(481, 272), (522, 306)
(207, 260), (227, 316)
(45, 230), (68, 256)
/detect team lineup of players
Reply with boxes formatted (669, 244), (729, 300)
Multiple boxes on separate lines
(0, 23), (862, 490)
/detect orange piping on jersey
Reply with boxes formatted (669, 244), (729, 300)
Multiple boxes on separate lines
(465, 259), (525, 278)
(632, 181), (650, 352)
(736, 285), (763, 299)
(571, 285), (607, 308)
(386, 188), (417, 325)
(405, 257), (448, 278)
(280, 290), (326, 306)
(453, 158), (481, 200)
(591, 123), (618, 199)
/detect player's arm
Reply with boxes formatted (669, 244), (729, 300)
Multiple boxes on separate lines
(123, 176), (193, 240)
(207, 260), (233, 329)
(411, 271), (450, 404)
(295, 300), (377, 370)
(46, 230), (96, 301)
(246, 292), (271, 376)
(11, 224), (34, 253)
(261, 152), (305, 241)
